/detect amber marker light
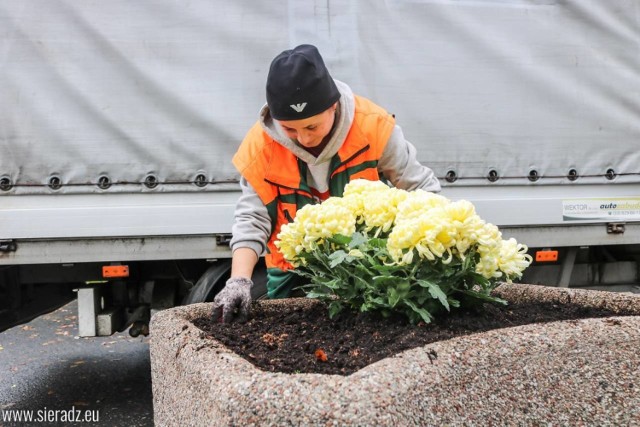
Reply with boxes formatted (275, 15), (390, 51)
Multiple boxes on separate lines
(102, 265), (130, 278)
(535, 250), (559, 262)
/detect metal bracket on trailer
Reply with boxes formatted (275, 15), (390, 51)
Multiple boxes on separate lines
(607, 223), (626, 235)
(0, 240), (16, 252)
(558, 247), (578, 288)
(76, 286), (102, 337)
(76, 284), (129, 337)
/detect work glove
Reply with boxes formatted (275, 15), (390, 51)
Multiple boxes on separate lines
(211, 277), (253, 323)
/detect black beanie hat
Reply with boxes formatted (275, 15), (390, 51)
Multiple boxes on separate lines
(266, 44), (341, 121)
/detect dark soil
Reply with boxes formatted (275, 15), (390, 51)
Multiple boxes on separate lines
(193, 300), (629, 376)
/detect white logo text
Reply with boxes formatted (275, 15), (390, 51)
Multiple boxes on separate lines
(290, 102), (307, 112)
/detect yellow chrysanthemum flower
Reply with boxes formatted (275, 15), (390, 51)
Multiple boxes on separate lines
(475, 245), (503, 279)
(343, 178), (391, 198)
(276, 179), (531, 284)
(360, 187), (409, 234)
(275, 200), (356, 265)
(395, 189), (449, 223)
(497, 238), (532, 280)
(388, 208), (452, 264)
(341, 179), (392, 220)
(275, 220), (306, 266)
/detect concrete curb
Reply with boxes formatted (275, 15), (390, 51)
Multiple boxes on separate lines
(150, 284), (640, 426)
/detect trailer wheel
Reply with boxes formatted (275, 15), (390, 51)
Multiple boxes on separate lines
(181, 259), (268, 305)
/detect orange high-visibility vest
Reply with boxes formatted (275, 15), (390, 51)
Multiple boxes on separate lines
(232, 95), (396, 272)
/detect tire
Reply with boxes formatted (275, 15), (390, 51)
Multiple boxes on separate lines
(181, 258), (268, 305)
(250, 259), (268, 300)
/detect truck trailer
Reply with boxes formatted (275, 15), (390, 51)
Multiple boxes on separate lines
(1, 0), (639, 335)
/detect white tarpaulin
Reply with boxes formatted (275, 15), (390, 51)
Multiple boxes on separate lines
(1, 0), (639, 194)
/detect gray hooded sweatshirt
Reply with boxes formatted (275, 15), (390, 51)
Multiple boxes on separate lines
(230, 80), (441, 258)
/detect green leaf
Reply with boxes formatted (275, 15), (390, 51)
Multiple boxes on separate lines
(322, 277), (341, 288)
(459, 289), (508, 305)
(348, 232), (368, 248)
(304, 291), (328, 299)
(370, 262), (396, 274)
(471, 273), (492, 290)
(368, 237), (387, 248)
(462, 249), (477, 271)
(354, 263), (376, 279)
(368, 297), (386, 306)
(353, 274), (373, 291)
(328, 301), (344, 318)
(329, 250), (348, 268)
(415, 278), (438, 288)
(387, 287), (400, 307)
(328, 234), (351, 245)
(404, 300), (433, 324)
(416, 279), (450, 311)
(447, 297), (461, 308)
(372, 275), (398, 286)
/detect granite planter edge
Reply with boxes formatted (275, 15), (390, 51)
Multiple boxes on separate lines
(150, 284), (640, 426)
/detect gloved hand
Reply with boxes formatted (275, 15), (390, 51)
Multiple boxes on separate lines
(211, 277), (253, 323)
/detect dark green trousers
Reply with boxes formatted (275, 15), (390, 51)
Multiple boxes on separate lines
(266, 268), (307, 298)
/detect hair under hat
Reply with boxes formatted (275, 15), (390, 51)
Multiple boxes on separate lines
(266, 44), (341, 121)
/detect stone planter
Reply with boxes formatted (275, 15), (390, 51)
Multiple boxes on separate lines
(150, 284), (640, 426)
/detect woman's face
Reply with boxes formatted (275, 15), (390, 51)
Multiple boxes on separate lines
(276, 103), (337, 148)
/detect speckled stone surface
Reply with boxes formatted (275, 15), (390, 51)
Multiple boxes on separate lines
(150, 284), (640, 426)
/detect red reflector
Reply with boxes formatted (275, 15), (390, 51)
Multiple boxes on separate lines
(102, 265), (129, 278)
(535, 250), (558, 262)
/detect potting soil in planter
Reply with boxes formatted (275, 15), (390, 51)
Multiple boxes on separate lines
(193, 297), (633, 376)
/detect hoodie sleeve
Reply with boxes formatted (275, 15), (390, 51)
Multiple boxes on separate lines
(378, 125), (441, 192)
(229, 176), (271, 257)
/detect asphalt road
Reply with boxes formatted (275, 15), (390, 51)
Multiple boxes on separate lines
(0, 300), (153, 426)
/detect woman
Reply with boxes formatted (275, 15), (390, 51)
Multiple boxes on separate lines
(213, 44), (440, 323)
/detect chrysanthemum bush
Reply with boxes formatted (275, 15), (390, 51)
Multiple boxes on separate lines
(274, 179), (533, 324)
